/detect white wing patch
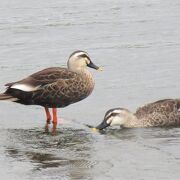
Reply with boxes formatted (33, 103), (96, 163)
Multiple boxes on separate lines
(11, 84), (40, 92)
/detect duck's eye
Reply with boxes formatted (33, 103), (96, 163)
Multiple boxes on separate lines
(78, 54), (90, 63)
(79, 54), (88, 58)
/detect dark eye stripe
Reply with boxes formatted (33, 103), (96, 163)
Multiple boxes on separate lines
(78, 54), (91, 62)
(105, 113), (118, 120)
(79, 54), (87, 58)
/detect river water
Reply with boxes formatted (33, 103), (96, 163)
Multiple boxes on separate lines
(0, 0), (180, 179)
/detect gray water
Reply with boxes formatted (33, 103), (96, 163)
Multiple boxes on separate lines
(0, 0), (180, 179)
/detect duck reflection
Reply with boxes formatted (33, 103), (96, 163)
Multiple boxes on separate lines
(5, 128), (96, 179)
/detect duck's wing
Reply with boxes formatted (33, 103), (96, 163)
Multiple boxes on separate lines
(135, 99), (180, 127)
(4, 67), (90, 107)
(135, 99), (173, 117)
(5, 67), (76, 92)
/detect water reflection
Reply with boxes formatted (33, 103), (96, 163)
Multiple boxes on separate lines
(98, 127), (180, 141)
(4, 128), (97, 179)
(2, 125), (180, 179)
(99, 127), (180, 159)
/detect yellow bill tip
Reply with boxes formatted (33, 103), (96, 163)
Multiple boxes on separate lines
(97, 67), (103, 71)
(91, 127), (99, 132)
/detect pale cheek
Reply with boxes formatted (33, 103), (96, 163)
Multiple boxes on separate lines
(86, 59), (90, 64)
(110, 117), (123, 126)
(106, 118), (112, 124)
(81, 61), (87, 67)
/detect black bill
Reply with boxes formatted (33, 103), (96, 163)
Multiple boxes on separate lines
(96, 120), (110, 130)
(87, 61), (101, 70)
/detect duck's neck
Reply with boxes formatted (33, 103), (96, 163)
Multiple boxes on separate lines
(81, 69), (95, 84)
(70, 67), (95, 96)
(70, 67), (86, 74)
(69, 67), (94, 84)
(122, 114), (139, 128)
(69, 67), (93, 78)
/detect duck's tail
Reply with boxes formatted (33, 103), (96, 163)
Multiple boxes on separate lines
(0, 93), (18, 101)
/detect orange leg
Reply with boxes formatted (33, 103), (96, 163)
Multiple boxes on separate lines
(52, 108), (57, 135)
(52, 108), (57, 124)
(45, 107), (51, 124)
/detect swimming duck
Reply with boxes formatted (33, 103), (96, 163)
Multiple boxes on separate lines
(0, 50), (101, 129)
(96, 99), (180, 130)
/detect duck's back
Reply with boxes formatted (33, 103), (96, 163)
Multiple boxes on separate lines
(135, 99), (180, 127)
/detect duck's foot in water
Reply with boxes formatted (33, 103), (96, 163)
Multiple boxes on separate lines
(52, 123), (57, 135)
(44, 122), (57, 135)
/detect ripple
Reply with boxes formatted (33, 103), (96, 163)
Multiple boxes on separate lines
(2, 127), (96, 179)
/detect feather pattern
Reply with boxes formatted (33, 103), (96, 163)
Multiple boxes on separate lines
(0, 50), (100, 128)
(127, 99), (180, 127)
(3, 67), (95, 107)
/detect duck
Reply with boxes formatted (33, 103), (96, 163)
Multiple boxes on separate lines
(96, 99), (180, 130)
(0, 50), (102, 131)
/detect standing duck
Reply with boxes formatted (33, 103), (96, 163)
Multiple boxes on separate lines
(96, 99), (180, 130)
(0, 50), (102, 130)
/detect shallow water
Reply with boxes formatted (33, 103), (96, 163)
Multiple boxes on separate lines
(1, 0), (180, 179)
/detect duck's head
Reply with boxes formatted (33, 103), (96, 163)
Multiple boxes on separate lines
(96, 108), (132, 130)
(68, 50), (102, 72)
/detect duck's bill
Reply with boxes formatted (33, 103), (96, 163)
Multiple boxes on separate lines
(96, 121), (110, 130)
(97, 67), (103, 71)
(85, 124), (100, 132)
(87, 61), (102, 71)
(91, 127), (99, 132)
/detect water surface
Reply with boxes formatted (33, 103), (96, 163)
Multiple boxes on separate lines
(0, 0), (180, 179)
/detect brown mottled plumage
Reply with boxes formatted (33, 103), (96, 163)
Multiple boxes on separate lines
(96, 99), (180, 130)
(0, 50), (101, 130)
(134, 99), (180, 127)
(5, 67), (94, 107)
